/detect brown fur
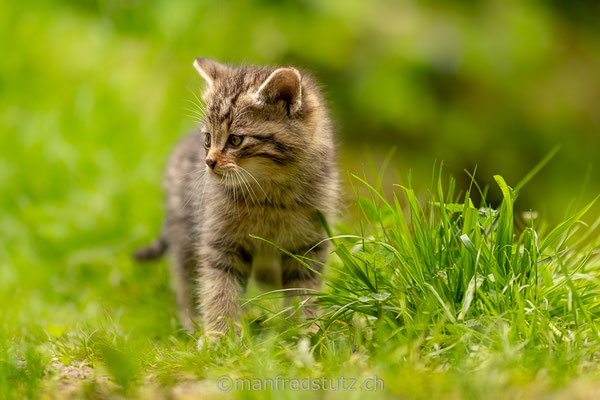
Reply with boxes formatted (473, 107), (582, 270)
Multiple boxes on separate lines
(135, 59), (339, 337)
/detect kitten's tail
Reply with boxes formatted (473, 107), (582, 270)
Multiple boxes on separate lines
(134, 236), (168, 261)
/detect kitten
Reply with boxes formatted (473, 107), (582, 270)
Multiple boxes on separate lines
(135, 58), (339, 339)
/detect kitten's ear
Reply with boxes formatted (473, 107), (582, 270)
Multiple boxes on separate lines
(254, 67), (302, 114)
(193, 58), (228, 87)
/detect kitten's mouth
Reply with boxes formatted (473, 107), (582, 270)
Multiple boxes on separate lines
(214, 171), (239, 186)
(209, 166), (266, 189)
(207, 167), (226, 178)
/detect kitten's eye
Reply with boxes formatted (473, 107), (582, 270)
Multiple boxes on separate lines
(228, 135), (244, 147)
(204, 133), (211, 148)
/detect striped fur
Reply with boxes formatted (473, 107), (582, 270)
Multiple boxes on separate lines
(135, 59), (339, 338)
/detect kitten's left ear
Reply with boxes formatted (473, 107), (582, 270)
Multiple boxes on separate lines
(193, 58), (228, 87)
(254, 67), (302, 114)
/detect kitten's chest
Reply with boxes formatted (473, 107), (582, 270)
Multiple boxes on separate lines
(226, 204), (321, 248)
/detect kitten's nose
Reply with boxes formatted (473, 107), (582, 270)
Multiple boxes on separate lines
(206, 158), (217, 169)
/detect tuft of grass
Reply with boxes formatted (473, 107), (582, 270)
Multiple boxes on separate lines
(310, 162), (600, 394)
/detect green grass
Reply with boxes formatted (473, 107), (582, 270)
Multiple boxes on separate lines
(2, 156), (600, 398)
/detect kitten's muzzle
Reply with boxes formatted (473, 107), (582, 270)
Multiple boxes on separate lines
(205, 158), (217, 169)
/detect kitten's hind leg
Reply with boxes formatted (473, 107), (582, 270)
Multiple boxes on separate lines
(281, 244), (327, 332)
(170, 242), (199, 333)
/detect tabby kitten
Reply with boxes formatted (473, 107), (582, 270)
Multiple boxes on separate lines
(135, 58), (338, 339)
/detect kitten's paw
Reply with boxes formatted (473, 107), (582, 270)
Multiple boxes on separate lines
(180, 317), (198, 335)
(306, 322), (320, 335)
(196, 330), (225, 350)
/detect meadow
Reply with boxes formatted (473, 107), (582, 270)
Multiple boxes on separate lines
(2, 0), (600, 398)
(3, 152), (600, 399)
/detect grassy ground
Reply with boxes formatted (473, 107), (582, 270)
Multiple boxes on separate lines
(2, 1), (600, 399)
(2, 150), (600, 398)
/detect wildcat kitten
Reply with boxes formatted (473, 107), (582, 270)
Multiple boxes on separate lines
(135, 58), (338, 338)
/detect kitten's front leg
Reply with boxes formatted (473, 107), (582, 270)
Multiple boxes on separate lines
(198, 245), (251, 340)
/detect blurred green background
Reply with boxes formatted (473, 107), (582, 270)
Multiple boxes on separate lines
(3, 0), (600, 217)
(1, 0), (600, 338)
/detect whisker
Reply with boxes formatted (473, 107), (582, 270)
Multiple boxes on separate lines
(232, 171), (248, 217)
(235, 170), (252, 212)
(185, 115), (204, 124)
(238, 166), (270, 204)
(182, 105), (205, 116)
(183, 98), (206, 112)
(188, 88), (206, 111)
(181, 107), (204, 119)
(238, 168), (259, 206)
(232, 172), (238, 207)
(186, 88), (207, 113)
(239, 169), (260, 205)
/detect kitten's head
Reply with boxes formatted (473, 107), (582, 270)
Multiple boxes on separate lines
(192, 58), (330, 186)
